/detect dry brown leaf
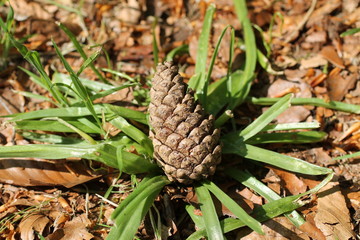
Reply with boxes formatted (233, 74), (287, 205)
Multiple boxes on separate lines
(7, 0), (53, 21)
(314, 182), (355, 239)
(307, 0), (341, 27)
(300, 54), (327, 69)
(0, 159), (102, 188)
(320, 46), (345, 69)
(299, 220), (326, 240)
(327, 68), (357, 101)
(18, 214), (50, 240)
(271, 168), (307, 195)
(274, 106), (311, 124)
(267, 79), (312, 123)
(46, 214), (94, 240)
(64, 214), (93, 240)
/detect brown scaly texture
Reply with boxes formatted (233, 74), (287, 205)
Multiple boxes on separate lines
(148, 61), (221, 184)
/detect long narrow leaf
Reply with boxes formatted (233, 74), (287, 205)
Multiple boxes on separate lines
(249, 97), (360, 114)
(110, 116), (153, 155)
(223, 143), (332, 175)
(188, 3), (216, 104)
(15, 120), (100, 133)
(262, 122), (320, 131)
(57, 22), (107, 83)
(202, 25), (234, 111)
(239, 94), (291, 141)
(111, 175), (169, 222)
(4, 104), (147, 125)
(245, 131), (327, 144)
(52, 39), (104, 134)
(202, 180), (263, 234)
(230, 0), (257, 108)
(107, 190), (160, 240)
(194, 183), (224, 240)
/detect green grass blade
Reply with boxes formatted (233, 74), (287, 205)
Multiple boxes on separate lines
(257, 49), (283, 75)
(223, 143), (332, 175)
(53, 72), (115, 92)
(111, 175), (169, 222)
(108, 176), (169, 239)
(44, 117), (96, 144)
(249, 97), (360, 114)
(340, 28), (360, 37)
(76, 48), (102, 76)
(104, 104), (148, 125)
(165, 44), (189, 61)
(230, 0), (257, 108)
(188, 3), (216, 104)
(245, 131), (327, 144)
(77, 117), (102, 134)
(107, 190), (159, 240)
(239, 94), (291, 141)
(202, 25), (234, 111)
(185, 205), (205, 229)
(21, 131), (84, 144)
(202, 180), (263, 234)
(52, 39), (104, 133)
(194, 183), (224, 240)
(110, 116), (153, 155)
(0, 143), (98, 159)
(207, 71), (240, 116)
(101, 68), (136, 82)
(0, 139), (156, 172)
(14, 90), (57, 105)
(90, 83), (136, 101)
(220, 94), (291, 144)
(56, 22), (108, 83)
(262, 122), (320, 131)
(333, 151), (360, 160)
(212, 0), (257, 126)
(5, 105), (105, 121)
(4, 103), (146, 125)
(15, 120), (101, 133)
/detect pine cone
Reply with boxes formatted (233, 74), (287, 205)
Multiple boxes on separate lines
(148, 61), (221, 184)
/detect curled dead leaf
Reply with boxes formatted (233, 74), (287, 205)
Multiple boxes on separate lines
(0, 158), (103, 188)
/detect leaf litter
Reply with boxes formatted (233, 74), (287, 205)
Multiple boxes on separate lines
(0, 0), (359, 239)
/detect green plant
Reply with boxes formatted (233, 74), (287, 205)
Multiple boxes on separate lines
(0, 1), (359, 239)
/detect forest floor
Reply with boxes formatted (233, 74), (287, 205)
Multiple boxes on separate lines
(0, 0), (359, 239)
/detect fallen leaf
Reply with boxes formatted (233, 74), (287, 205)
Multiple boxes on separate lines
(327, 68), (357, 101)
(0, 159), (102, 188)
(300, 54), (327, 69)
(320, 46), (345, 69)
(46, 214), (94, 240)
(19, 214), (50, 240)
(274, 106), (311, 124)
(314, 182), (355, 240)
(271, 168), (307, 195)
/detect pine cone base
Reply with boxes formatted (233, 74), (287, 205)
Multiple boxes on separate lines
(149, 61), (221, 184)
